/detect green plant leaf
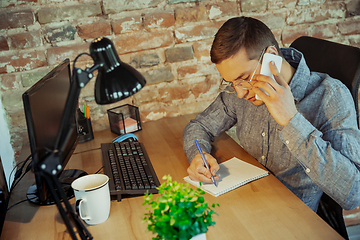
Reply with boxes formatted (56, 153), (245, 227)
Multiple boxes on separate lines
(161, 214), (170, 223)
(179, 219), (190, 230)
(142, 175), (218, 239)
(170, 217), (176, 226)
(189, 196), (198, 202)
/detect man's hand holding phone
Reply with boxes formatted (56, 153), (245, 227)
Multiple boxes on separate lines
(252, 53), (298, 126)
(187, 152), (220, 183)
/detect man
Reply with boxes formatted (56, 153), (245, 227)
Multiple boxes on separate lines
(183, 16), (360, 212)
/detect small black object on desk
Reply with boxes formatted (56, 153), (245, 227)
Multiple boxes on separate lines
(77, 108), (94, 143)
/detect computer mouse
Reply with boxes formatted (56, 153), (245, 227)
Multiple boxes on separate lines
(112, 133), (138, 143)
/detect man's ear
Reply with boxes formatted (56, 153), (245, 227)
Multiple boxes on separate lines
(266, 45), (279, 55)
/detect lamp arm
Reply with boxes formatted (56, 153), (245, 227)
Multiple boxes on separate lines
(36, 61), (100, 240)
(75, 63), (100, 88)
(52, 63), (100, 164)
(39, 164), (93, 240)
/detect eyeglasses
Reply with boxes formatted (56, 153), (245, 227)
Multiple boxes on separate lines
(219, 47), (267, 93)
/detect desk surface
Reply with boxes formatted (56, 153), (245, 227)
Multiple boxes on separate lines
(2, 114), (343, 240)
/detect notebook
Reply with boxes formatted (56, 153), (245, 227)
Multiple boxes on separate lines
(183, 157), (269, 197)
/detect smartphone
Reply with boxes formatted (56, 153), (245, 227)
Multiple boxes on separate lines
(255, 53), (283, 100)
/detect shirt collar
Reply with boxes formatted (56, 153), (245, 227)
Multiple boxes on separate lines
(281, 48), (312, 102)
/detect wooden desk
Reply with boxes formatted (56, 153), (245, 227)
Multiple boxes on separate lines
(1, 114), (343, 240)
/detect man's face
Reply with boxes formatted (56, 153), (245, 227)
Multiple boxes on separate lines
(216, 48), (264, 106)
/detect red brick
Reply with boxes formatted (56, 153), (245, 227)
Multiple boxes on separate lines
(135, 86), (160, 104)
(14, 148), (22, 163)
(114, 31), (174, 54)
(0, 74), (19, 91)
(206, 2), (239, 20)
(0, 51), (46, 74)
(191, 75), (218, 98)
(175, 21), (224, 43)
(282, 24), (338, 45)
(47, 43), (90, 66)
(159, 85), (190, 102)
(338, 18), (360, 35)
(177, 65), (197, 78)
(144, 11), (175, 29)
(193, 40), (212, 61)
(37, 3), (102, 24)
(7, 110), (27, 128)
(77, 21), (112, 39)
(0, 9), (34, 30)
(112, 16), (143, 34)
(9, 30), (42, 50)
(0, 36), (9, 51)
(177, 62), (217, 79)
(175, 6), (208, 26)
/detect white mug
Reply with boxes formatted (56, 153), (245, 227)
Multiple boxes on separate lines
(71, 174), (110, 225)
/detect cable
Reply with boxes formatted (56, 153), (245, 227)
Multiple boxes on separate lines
(72, 147), (101, 155)
(8, 160), (24, 181)
(72, 53), (91, 69)
(9, 155), (32, 192)
(9, 162), (32, 194)
(8, 157), (30, 186)
(6, 199), (28, 211)
(95, 166), (104, 174)
(4, 155), (33, 214)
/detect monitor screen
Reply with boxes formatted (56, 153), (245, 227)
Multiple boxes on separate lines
(22, 58), (80, 205)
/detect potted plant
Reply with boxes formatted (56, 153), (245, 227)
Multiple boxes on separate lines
(143, 175), (218, 240)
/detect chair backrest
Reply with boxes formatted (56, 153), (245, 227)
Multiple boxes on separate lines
(290, 36), (360, 240)
(290, 36), (360, 127)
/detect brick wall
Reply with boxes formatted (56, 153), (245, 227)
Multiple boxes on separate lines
(1, 0), (359, 159)
(0, 0), (360, 227)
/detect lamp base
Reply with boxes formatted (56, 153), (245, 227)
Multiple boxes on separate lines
(27, 169), (87, 205)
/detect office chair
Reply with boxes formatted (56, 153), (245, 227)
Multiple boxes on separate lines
(290, 36), (360, 240)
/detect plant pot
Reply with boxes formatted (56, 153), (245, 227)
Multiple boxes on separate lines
(162, 233), (206, 240)
(190, 233), (206, 240)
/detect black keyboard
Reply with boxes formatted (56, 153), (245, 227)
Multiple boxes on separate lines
(101, 141), (160, 201)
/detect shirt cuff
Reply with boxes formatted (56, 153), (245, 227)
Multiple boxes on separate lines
(279, 112), (320, 152)
(186, 143), (210, 164)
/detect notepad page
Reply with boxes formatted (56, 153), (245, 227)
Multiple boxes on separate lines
(184, 157), (269, 197)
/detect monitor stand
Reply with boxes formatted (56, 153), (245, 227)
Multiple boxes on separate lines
(27, 169), (87, 205)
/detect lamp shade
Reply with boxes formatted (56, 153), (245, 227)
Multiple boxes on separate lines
(90, 37), (146, 104)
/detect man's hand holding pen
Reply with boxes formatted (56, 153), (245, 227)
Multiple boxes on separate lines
(187, 152), (220, 184)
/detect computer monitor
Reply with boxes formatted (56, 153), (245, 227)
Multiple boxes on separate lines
(22, 58), (85, 205)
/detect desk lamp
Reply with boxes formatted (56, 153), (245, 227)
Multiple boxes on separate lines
(37, 37), (146, 240)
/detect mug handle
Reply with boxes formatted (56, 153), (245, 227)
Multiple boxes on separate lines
(76, 199), (91, 221)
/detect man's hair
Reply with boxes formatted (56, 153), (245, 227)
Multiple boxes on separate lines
(210, 17), (281, 64)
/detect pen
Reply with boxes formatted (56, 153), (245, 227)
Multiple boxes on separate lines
(86, 105), (90, 119)
(194, 139), (217, 187)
